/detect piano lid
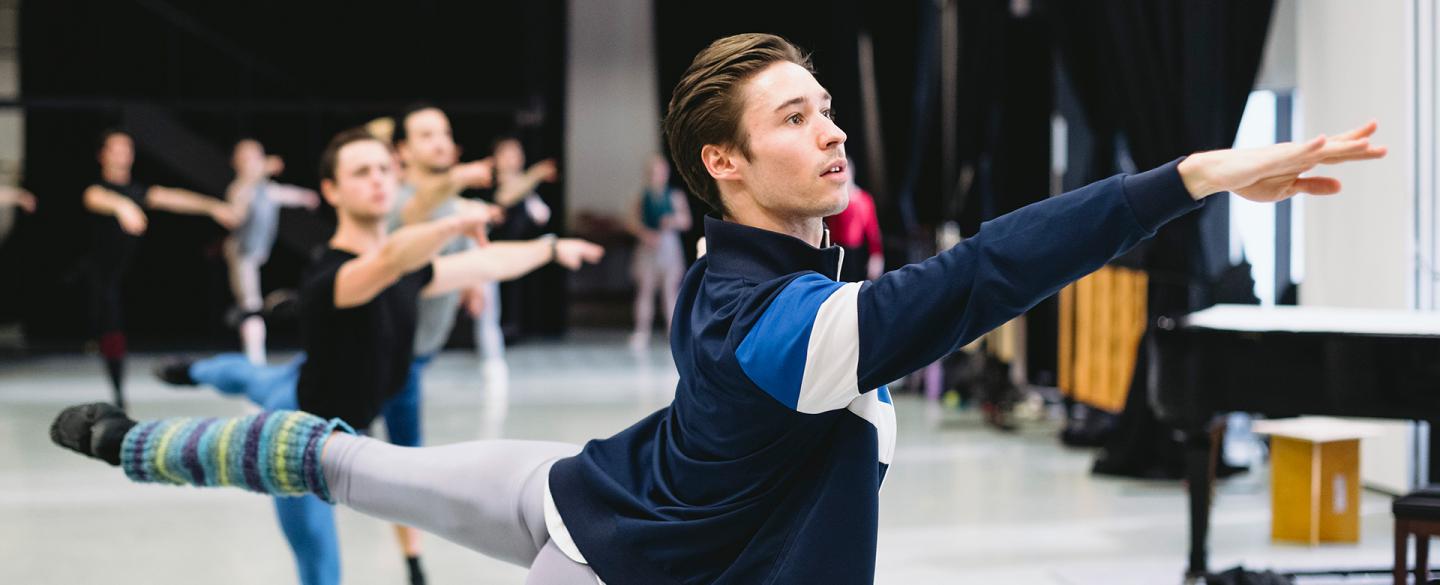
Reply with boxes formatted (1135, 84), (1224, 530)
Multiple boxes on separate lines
(1180, 304), (1440, 337)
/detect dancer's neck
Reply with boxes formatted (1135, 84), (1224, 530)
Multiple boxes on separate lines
(329, 214), (386, 255)
(101, 166), (131, 186)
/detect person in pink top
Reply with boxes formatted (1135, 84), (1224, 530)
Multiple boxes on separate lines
(824, 158), (883, 281)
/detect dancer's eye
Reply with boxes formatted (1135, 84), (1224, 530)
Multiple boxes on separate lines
(786, 113), (804, 125)
(821, 108), (835, 120)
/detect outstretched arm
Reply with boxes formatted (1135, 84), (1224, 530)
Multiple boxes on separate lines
(84, 185), (148, 235)
(401, 158), (495, 226)
(735, 123), (1386, 413)
(332, 211), (489, 308)
(145, 186), (239, 229)
(0, 186), (35, 213)
(493, 159), (557, 208)
(422, 236), (604, 297)
(268, 183), (321, 209)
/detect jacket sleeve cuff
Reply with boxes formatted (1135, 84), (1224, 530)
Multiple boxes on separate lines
(1121, 157), (1205, 233)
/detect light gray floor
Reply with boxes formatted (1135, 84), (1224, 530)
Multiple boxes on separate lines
(0, 333), (1405, 584)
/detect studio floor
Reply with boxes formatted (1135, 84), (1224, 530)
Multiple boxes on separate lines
(0, 332), (1403, 584)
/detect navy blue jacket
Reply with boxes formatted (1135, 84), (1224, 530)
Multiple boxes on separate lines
(549, 160), (1201, 584)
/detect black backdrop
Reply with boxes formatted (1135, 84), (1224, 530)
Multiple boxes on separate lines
(3, 1), (1269, 381)
(6, 0), (565, 350)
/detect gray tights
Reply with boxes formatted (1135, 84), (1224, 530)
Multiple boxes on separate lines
(321, 434), (597, 584)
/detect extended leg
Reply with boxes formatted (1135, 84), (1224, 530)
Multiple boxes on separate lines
(52, 404), (580, 568)
(322, 433), (578, 566)
(184, 353), (303, 409)
(525, 540), (600, 585)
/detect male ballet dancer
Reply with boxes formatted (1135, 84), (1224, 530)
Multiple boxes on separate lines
(54, 34), (1384, 584)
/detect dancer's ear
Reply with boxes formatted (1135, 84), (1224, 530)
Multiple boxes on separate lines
(320, 179), (341, 208)
(701, 143), (742, 184)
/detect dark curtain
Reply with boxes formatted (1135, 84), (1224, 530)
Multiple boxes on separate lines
(891, 0), (943, 241)
(14, 1), (568, 349)
(987, 8), (1057, 383)
(1047, 0), (1274, 478)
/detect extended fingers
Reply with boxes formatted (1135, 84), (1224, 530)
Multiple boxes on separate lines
(1320, 142), (1388, 165)
(1333, 120), (1379, 141)
(1253, 135), (1327, 177)
(1293, 176), (1343, 195)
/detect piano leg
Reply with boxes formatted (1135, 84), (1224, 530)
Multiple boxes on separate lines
(1184, 417), (1227, 580)
(1428, 419), (1440, 484)
(1185, 427), (1212, 579)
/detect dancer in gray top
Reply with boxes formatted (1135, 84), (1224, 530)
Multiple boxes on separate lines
(225, 139), (321, 364)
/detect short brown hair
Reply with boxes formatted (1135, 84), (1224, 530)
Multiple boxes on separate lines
(662, 33), (813, 213)
(318, 127), (388, 182)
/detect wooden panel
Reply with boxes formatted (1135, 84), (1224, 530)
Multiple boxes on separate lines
(1270, 436), (1362, 545)
(1058, 283), (1075, 393)
(1271, 436), (1320, 544)
(1073, 274), (1094, 403)
(1057, 266), (1148, 413)
(1093, 268), (1114, 407)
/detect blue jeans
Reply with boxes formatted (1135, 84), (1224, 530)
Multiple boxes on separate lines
(383, 353), (431, 448)
(189, 353), (428, 585)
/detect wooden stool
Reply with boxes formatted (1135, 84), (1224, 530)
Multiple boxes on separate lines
(1393, 487), (1440, 585)
(1252, 417), (1377, 545)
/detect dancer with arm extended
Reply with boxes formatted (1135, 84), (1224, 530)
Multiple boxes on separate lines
(147, 128), (600, 585)
(54, 34), (1384, 585)
(224, 138), (321, 365)
(83, 129), (237, 410)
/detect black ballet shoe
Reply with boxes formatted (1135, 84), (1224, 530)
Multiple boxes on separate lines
(50, 402), (136, 466)
(406, 555), (426, 585)
(153, 358), (198, 387)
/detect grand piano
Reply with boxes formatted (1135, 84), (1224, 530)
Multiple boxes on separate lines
(1150, 305), (1440, 578)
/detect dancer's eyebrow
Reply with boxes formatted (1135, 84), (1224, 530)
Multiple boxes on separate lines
(774, 96), (807, 113)
(774, 91), (833, 113)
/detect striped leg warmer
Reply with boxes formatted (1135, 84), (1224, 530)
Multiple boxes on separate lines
(120, 411), (353, 503)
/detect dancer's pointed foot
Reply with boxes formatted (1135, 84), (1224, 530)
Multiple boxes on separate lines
(50, 402), (135, 465)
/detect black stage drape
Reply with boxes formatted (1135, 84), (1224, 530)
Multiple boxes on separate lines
(1047, 0), (1274, 478)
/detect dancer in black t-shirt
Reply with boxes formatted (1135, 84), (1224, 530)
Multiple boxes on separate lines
(146, 128), (601, 585)
(82, 129), (238, 410)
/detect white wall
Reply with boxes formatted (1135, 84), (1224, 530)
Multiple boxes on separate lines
(1297, 0), (1410, 310)
(1296, 0), (1417, 494)
(564, 0), (659, 224)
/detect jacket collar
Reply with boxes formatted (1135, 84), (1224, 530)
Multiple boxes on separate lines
(703, 215), (844, 282)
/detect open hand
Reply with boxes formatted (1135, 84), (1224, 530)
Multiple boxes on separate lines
(528, 159), (559, 183)
(554, 239), (604, 270)
(1178, 121), (1387, 202)
(116, 203), (148, 235)
(453, 158), (495, 189)
(15, 190), (36, 213)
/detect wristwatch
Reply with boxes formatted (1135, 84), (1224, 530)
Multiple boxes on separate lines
(541, 233), (558, 263)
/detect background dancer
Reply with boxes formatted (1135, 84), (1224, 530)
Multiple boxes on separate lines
(152, 128), (600, 585)
(626, 153), (690, 352)
(224, 138), (321, 365)
(83, 129), (237, 410)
